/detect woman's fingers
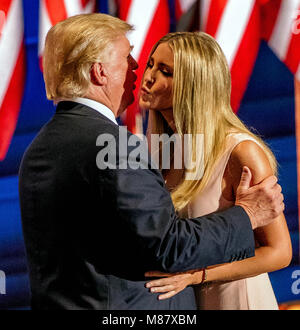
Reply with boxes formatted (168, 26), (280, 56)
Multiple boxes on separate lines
(145, 273), (194, 300)
(157, 291), (177, 300)
(146, 274), (188, 288)
(146, 277), (172, 288)
(150, 284), (175, 293)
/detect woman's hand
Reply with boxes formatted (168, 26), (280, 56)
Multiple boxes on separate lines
(144, 270), (200, 300)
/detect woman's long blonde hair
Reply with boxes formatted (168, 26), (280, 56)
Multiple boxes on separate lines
(146, 32), (277, 211)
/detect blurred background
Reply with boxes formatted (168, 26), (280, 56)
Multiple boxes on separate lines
(0, 0), (299, 310)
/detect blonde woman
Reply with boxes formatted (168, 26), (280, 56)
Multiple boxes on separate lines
(139, 32), (292, 310)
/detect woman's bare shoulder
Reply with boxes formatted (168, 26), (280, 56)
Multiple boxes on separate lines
(227, 139), (273, 186)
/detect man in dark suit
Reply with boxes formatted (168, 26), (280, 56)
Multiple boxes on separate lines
(19, 14), (284, 310)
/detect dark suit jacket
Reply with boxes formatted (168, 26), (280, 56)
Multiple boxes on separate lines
(19, 101), (255, 310)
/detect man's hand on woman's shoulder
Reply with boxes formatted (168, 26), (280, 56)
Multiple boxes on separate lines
(235, 166), (284, 229)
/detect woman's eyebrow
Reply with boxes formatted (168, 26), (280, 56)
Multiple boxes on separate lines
(148, 56), (173, 70)
(159, 62), (173, 71)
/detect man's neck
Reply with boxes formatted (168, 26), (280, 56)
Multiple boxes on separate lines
(84, 90), (118, 118)
(72, 97), (118, 125)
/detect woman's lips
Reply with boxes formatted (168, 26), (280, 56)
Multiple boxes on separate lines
(141, 87), (150, 95)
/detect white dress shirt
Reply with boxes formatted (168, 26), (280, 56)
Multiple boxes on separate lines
(72, 97), (118, 125)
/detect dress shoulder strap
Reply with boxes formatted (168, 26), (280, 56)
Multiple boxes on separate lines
(219, 133), (262, 175)
(226, 132), (261, 153)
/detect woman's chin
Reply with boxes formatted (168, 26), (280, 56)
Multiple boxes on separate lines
(138, 100), (149, 111)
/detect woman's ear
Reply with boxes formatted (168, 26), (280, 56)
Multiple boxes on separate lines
(90, 63), (107, 86)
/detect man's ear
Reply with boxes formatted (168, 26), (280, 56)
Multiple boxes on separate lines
(90, 63), (107, 86)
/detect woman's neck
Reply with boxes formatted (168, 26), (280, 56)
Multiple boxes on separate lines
(159, 108), (176, 132)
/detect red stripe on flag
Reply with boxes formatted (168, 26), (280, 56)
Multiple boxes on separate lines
(284, 9), (300, 74)
(44, 0), (67, 25)
(230, 2), (261, 112)
(205, 0), (228, 37)
(0, 0), (13, 15)
(0, 43), (26, 160)
(261, 0), (282, 40)
(81, 0), (90, 8)
(119, 0), (133, 21)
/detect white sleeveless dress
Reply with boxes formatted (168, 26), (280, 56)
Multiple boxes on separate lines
(187, 133), (279, 310)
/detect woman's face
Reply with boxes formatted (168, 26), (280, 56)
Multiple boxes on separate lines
(139, 42), (174, 111)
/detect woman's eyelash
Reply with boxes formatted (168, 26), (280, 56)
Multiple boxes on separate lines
(146, 62), (172, 76)
(161, 70), (172, 77)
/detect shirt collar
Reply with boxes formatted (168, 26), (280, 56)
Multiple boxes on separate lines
(72, 97), (118, 125)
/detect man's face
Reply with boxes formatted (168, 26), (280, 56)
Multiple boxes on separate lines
(103, 35), (138, 116)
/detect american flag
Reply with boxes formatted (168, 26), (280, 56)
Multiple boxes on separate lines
(1, 0), (299, 154)
(0, 0), (25, 161)
(38, 0), (96, 67)
(0, 0), (299, 310)
(263, 0), (300, 79)
(117, 0), (300, 131)
(177, 0), (300, 111)
(199, 0), (262, 112)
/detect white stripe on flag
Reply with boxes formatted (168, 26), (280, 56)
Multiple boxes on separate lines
(215, 0), (255, 67)
(268, 0), (300, 61)
(126, 0), (159, 60)
(64, 0), (83, 16)
(38, 0), (52, 57)
(64, 0), (95, 17)
(0, 0), (23, 108)
(200, 0), (211, 31)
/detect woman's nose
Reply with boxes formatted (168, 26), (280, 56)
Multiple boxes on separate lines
(144, 70), (154, 85)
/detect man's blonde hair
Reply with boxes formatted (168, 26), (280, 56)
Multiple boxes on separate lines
(43, 13), (133, 101)
(147, 32), (277, 211)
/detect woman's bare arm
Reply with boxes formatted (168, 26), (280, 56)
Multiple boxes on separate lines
(145, 140), (292, 299)
(206, 140), (292, 281)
